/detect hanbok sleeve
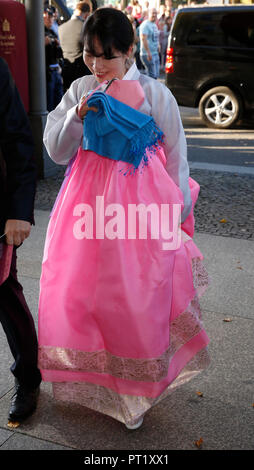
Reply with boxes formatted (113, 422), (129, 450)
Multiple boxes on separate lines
(43, 77), (92, 165)
(146, 80), (192, 222)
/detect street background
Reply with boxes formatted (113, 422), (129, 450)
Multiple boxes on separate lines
(0, 100), (253, 450)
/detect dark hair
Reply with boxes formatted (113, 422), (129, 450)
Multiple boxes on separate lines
(76, 1), (91, 14)
(83, 8), (134, 59)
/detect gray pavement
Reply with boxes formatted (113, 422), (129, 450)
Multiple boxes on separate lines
(0, 199), (253, 451)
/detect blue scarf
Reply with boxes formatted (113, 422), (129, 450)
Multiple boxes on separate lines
(83, 91), (163, 170)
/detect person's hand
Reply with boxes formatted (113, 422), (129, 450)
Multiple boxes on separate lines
(4, 220), (31, 246)
(45, 36), (52, 46)
(77, 96), (98, 121)
(147, 52), (152, 61)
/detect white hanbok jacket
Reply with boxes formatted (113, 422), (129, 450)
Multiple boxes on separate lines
(43, 62), (192, 221)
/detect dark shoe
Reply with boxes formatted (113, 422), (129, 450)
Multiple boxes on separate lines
(8, 382), (40, 422)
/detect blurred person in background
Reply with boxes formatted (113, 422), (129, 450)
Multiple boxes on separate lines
(157, 5), (171, 70)
(51, 6), (60, 38)
(142, 0), (149, 21)
(132, 0), (142, 21)
(44, 5), (64, 111)
(59, 1), (92, 92)
(139, 8), (160, 79)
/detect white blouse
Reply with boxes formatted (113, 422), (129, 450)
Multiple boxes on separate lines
(43, 62), (192, 221)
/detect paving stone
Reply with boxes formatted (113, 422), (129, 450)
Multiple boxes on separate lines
(0, 431), (73, 450)
(0, 428), (13, 447)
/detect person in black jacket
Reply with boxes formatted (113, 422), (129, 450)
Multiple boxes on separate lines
(44, 5), (63, 111)
(0, 58), (41, 423)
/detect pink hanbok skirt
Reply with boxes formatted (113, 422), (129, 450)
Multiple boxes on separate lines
(38, 142), (210, 427)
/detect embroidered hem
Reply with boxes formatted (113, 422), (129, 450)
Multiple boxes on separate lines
(39, 293), (205, 383)
(51, 346), (209, 427)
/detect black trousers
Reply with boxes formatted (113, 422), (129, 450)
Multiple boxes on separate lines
(0, 248), (41, 390)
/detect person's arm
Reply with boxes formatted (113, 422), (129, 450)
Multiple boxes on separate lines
(140, 22), (152, 61)
(43, 76), (95, 165)
(0, 59), (36, 244)
(144, 79), (192, 222)
(141, 34), (152, 61)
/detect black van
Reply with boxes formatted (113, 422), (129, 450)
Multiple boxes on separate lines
(165, 5), (254, 129)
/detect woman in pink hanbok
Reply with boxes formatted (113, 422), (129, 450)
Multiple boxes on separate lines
(39, 8), (210, 430)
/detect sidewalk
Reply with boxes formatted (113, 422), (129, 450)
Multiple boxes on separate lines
(0, 207), (253, 451)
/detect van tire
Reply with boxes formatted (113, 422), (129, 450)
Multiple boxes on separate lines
(199, 86), (242, 129)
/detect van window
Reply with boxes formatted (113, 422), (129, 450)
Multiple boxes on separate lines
(187, 12), (254, 48)
(220, 13), (254, 48)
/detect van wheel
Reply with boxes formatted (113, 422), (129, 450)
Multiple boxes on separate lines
(199, 86), (242, 129)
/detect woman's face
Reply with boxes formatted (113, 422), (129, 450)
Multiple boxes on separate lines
(83, 36), (131, 83)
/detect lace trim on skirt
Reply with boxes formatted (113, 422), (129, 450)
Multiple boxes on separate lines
(39, 293), (206, 383)
(192, 258), (210, 297)
(52, 346), (210, 427)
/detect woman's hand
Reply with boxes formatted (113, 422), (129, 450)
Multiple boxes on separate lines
(77, 96), (98, 121)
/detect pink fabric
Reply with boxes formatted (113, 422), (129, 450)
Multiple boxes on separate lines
(105, 79), (145, 108)
(39, 147), (183, 358)
(38, 80), (209, 400)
